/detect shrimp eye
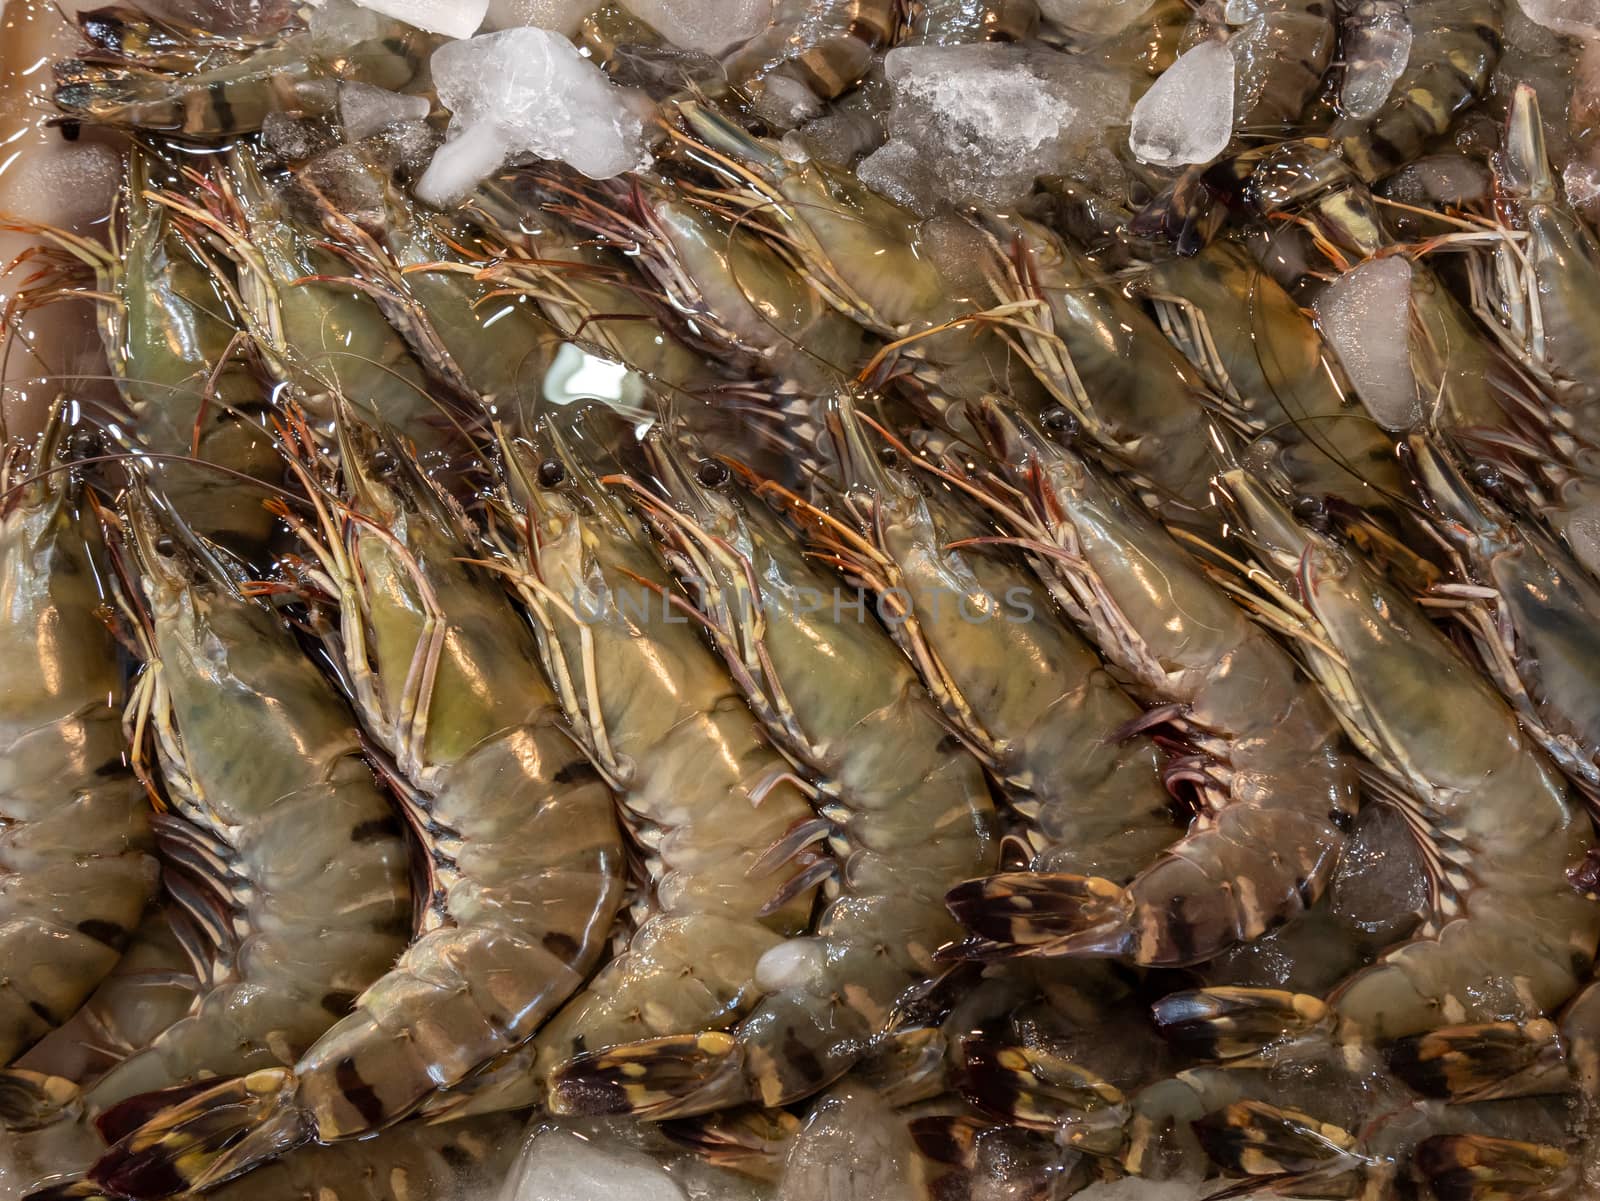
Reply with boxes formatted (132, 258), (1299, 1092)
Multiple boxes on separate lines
(696, 459), (730, 488)
(1293, 495), (1326, 520)
(878, 446), (900, 468)
(1469, 461), (1503, 491)
(537, 458), (566, 488)
(1040, 406), (1078, 438)
(155, 535), (176, 555)
(370, 449), (397, 476)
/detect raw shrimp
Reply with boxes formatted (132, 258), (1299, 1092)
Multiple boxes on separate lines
(284, 146), (570, 414)
(148, 147), (452, 450)
(554, 172), (870, 395)
(86, 414), (624, 1196)
(721, 0), (901, 126)
(975, 210), (1235, 529)
(1407, 434), (1600, 816)
(1196, 0), (1336, 134)
(0, 419), (156, 1068)
(74, 483), (411, 1129)
(1138, 239), (1408, 520)
(1330, 0), (1504, 183)
(53, 13), (434, 137)
(1155, 471), (1598, 1065)
(545, 419), (995, 1115)
(1338, 0), (1412, 120)
(28, 1113), (523, 1201)
(4, 146), (281, 546)
(665, 101), (1042, 408)
(953, 396), (1357, 966)
(66, 5), (282, 73)
(413, 407), (823, 1121)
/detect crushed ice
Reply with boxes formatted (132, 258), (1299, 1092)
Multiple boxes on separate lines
(338, 0), (489, 38)
(859, 43), (1129, 214)
(621, 0), (777, 56)
(417, 28), (653, 208)
(1516, 0), (1600, 41)
(1340, 0), (1412, 119)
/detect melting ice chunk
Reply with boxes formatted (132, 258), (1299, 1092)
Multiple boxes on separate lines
(777, 1085), (920, 1201)
(857, 43), (1129, 214)
(338, 81), (431, 141)
(484, 0), (597, 33)
(1036, 0), (1149, 35)
(1331, 803), (1427, 942)
(501, 1128), (686, 1201)
(418, 28), (652, 208)
(1314, 256), (1419, 431)
(621, 0), (776, 55)
(1517, 0), (1600, 40)
(1129, 39), (1235, 166)
(345, 0), (488, 37)
(1340, 1), (1412, 119)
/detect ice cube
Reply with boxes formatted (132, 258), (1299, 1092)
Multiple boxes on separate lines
(1330, 803), (1427, 941)
(484, 0), (598, 34)
(339, 81), (432, 142)
(1340, 1), (1411, 119)
(857, 43), (1129, 215)
(1129, 39), (1235, 166)
(1313, 256), (1419, 431)
(345, 0), (489, 37)
(501, 1128), (687, 1201)
(1037, 0), (1150, 35)
(777, 1085), (920, 1201)
(418, 28), (652, 208)
(621, 0), (775, 55)
(1517, 0), (1600, 40)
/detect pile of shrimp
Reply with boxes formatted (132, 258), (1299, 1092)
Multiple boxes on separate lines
(7, 0), (1600, 1198)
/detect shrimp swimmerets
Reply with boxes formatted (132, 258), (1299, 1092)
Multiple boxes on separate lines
(947, 396), (1357, 967)
(0, 418), (156, 1069)
(543, 417), (995, 1117)
(1154, 471), (1598, 1071)
(407, 406), (822, 1123)
(84, 412), (624, 1196)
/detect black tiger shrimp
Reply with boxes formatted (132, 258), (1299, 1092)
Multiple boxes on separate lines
(58, 481), (413, 1133)
(1154, 470), (1598, 1061)
(402, 406), (823, 1123)
(948, 396), (1358, 967)
(0, 417), (156, 1071)
(83, 412), (626, 1195)
(52, 5), (435, 138)
(540, 416), (996, 1116)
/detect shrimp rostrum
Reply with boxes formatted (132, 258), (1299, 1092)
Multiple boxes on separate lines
(947, 396), (1358, 967)
(85, 412), (625, 1197)
(1154, 471), (1599, 1072)
(543, 416), (997, 1118)
(0, 420), (157, 1069)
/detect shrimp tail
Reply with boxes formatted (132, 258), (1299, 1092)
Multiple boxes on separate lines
(23, 1183), (118, 1201)
(952, 1035), (1127, 1157)
(1150, 988), (1332, 1062)
(1385, 1022), (1568, 1102)
(1414, 1134), (1574, 1201)
(88, 1070), (308, 1199)
(1191, 1100), (1359, 1180)
(0, 1069), (79, 1131)
(941, 873), (1131, 959)
(548, 1032), (747, 1120)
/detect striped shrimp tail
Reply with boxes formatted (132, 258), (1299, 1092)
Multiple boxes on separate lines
(0, 1069), (80, 1131)
(954, 1036), (1128, 1160)
(1191, 1100), (1358, 1180)
(1385, 1022), (1568, 1102)
(547, 1032), (748, 1120)
(1150, 988), (1332, 1063)
(1415, 1135), (1574, 1201)
(88, 1070), (307, 1199)
(942, 873), (1131, 960)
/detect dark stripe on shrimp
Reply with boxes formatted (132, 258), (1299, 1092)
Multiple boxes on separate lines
(334, 1056), (387, 1127)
